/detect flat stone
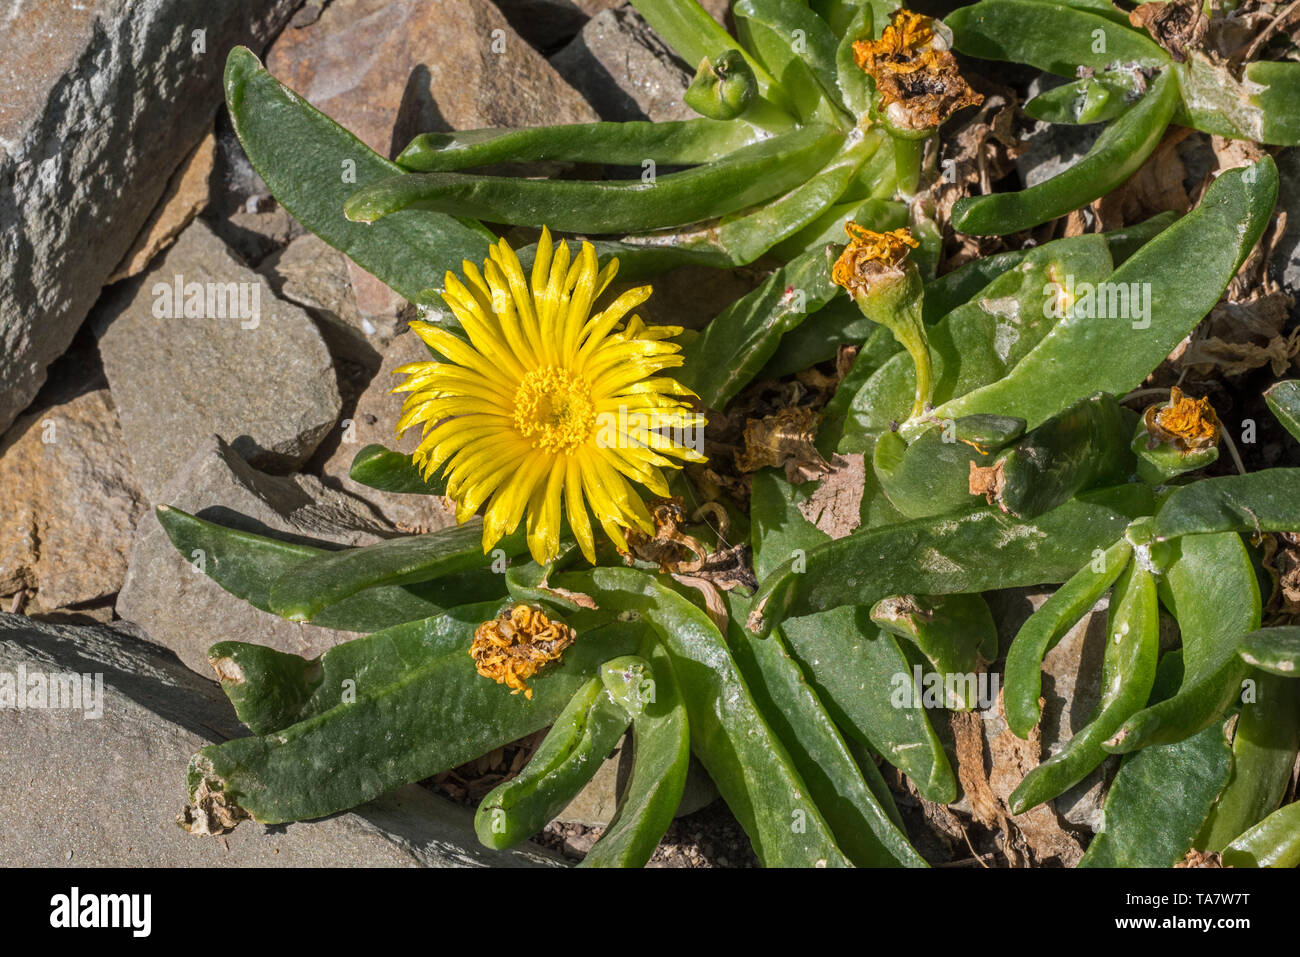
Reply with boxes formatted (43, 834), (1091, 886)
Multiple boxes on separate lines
(0, 389), (147, 609)
(262, 234), (402, 369)
(115, 434), (394, 676)
(265, 0), (599, 159)
(0, 0), (303, 437)
(108, 132), (216, 284)
(551, 5), (696, 122)
(96, 219), (342, 500)
(320, 329), (460, 533)
(0, 613), (557, 866)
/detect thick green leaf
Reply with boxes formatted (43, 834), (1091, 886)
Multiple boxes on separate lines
(1009, 558), (1158, 813)
(1107, 532), (1260, 753)
(1080, 701), (1233, 868)
(348, 444), (448, 495)
(1004, 538), (1132, 738)
(946, 1), (1169, 78)
(748, 484), (1156, 637)
(553, 566), (850, 867)
(1239, 626), (1300, 677)
(1222, 800), (1300, 867)
(223, 46), (489, 307)
(579, 635), (690, 868)
(155, 505), (501, 633)
(1153, 469), (1300, 540)
(187, 608), (643, 824)
(1198, 671), (1300, 851)
(1263, 380), (1300, 444)
(267, 522), (528, 623)
(345, 125), (842, 233)
(952, 68), (1180, 236)
(679, 244), (840, 408)
(396, 118), (763, 171)
(920, 160), (1278, 436)
(730, 606), (928, 865)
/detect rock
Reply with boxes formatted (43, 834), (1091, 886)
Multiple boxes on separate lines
(108, 133), (216, 284)
(96, 219), (342, 500)
(209, 202), (305, 268)
(116, 434), (395, 676)
(262, 234), (402, 369)
(320, 330), (460, 533)
(0, 0), (304, 437)
(494, 0), (592, 53)
(0, 613), (557, 866)
(265, 0), (599, 159)
(550, 5), (696, 122)
(0, 389), (147, 610)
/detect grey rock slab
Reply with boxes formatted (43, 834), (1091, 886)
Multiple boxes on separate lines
(0, 613), (557, 866)
(551, 5), (696, 122)
(262, 233), (402, 369)
(0, 0), (304, 437)
(96, 219), (342, 500)
(115, 434), (394, 676)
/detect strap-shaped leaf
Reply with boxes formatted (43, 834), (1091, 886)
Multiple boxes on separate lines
(223, 46), (489, 306)
(155, 505), (500, 633)
(187, 609), (644, 824)
(344, 124), (842, 233)
(268, 521), (529, 623)
(396, 118), (763, 171)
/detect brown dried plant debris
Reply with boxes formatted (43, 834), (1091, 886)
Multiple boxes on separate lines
(735, 405), (831, 482)
(430, 729), (548, 804)
(797, 452), (866, 539)
(853, 10), (983, 131)
(969, 460), (1006, 505)
(470, 604), (577, 700)
(1130, 0), (1210, 61)
(1261, 532), (1300, 618)
(927, 80), (1027, 269)
(1176, 849), (1226, 867)
(178, 778), (248, 836)
(949, 695), (1086, 868)
(1173, 205), (1297, 380)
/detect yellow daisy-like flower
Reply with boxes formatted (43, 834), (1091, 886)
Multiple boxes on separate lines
(392, 228), (706, 565)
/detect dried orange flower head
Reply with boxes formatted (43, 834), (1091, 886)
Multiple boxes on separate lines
(852, 9), (983, 130)
(470, 603), (577, 700)
(1149, 386), (1220, 452)
(831, 223), (919, 297)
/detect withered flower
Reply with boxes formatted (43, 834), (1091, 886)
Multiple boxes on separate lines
(831, 224), (920, 299)
(830, 222), (932, 420)
(470, 603), (577, 700)
(853, 9), (983, 131)
(1146, 386), (1220, 453)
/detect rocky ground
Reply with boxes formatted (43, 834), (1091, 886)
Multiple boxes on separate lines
(3, 0), (1300, 867)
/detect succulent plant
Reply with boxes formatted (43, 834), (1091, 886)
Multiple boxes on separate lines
(169, 2), (1300, 868)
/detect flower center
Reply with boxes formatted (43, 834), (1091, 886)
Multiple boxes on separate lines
(513, 366), (596, 454)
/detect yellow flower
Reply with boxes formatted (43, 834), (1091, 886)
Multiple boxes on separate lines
(393, 228), (706, 565)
